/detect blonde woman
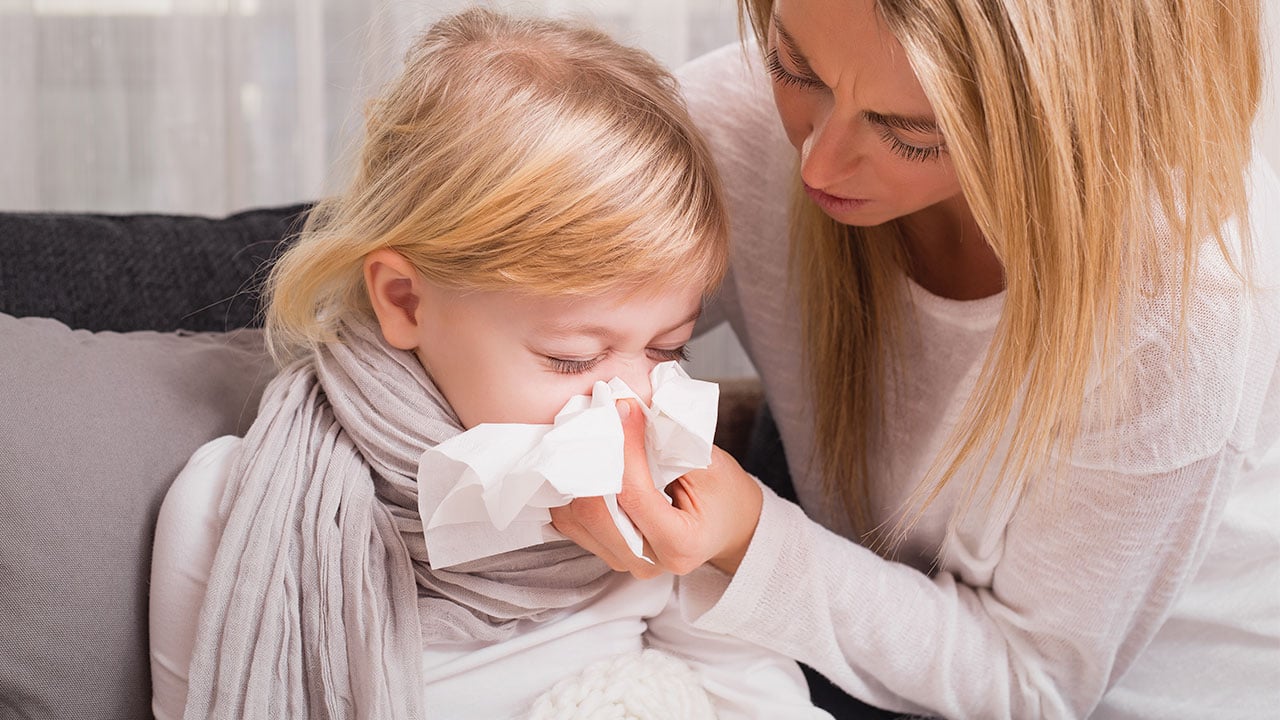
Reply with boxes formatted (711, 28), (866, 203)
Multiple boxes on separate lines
(552, 0), (1280, 717)
(148, 9), (833, 720)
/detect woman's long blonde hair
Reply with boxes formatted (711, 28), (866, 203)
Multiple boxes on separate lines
(740, 0), (1262, 539)
(265, 8), (727, 363)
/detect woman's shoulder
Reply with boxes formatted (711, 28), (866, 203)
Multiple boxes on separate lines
(677, 42), (772, 114)
(677, 42), (793, 181)
(677, 43), (795, 271)
(1243, 154), (1280, 281)
(1074, 160), (1280, 474)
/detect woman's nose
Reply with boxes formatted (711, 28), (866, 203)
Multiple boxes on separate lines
(800, 106), (860, 191)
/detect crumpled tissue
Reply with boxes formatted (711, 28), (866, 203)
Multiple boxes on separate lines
(417, 361), (718, 568)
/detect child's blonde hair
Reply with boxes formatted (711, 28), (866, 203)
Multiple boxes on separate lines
(266, 8), (728, 362)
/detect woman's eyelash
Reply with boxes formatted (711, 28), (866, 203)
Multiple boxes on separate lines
(876, 126), (945, 163)
(765, 47), (823, 90)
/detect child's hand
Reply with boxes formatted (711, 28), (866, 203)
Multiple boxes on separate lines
(549, 398), (763, 578)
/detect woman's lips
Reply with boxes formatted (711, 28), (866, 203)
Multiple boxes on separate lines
(804, 184), (870, 214)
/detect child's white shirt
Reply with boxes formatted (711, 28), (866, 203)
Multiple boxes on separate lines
(149, 435), (831, 720)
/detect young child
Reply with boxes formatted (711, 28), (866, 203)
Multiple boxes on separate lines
(148, 8), (831, 720)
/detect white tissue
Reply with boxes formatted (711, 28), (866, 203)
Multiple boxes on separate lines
(418, 362), (718, 568)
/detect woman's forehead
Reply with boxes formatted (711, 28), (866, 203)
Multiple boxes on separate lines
(773, 0), (934, 113)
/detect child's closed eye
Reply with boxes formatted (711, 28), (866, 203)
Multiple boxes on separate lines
(543, 346), (689, 375)
(646, 346), (690, 363)
(545, 356), (603, 375)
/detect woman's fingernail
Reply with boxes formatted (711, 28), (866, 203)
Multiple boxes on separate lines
(617, 399), (631, 420)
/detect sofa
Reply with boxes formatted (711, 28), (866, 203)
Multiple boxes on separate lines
(0, 205), (888, 719)
(0, 204), (755, 718)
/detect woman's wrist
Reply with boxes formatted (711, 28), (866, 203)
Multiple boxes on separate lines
(707, 481), (762, 575)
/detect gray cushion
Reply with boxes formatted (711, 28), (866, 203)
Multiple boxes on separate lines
(0, 314), (274, 719)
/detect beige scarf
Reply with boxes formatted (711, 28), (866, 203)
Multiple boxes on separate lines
(183, 317), (613, 718)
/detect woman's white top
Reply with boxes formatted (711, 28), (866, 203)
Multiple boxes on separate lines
(149, 436), (831, 720)
(677, 44), (1280, 719)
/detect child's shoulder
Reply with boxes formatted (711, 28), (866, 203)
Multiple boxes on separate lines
(156, 435), (241, 549)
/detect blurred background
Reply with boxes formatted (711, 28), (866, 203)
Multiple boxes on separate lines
(1, 0), (1276, 378)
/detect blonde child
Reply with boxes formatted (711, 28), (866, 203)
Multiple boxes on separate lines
(148, 8), (830, 720)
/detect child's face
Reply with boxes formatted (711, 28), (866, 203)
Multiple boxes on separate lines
(413, 282), (705, 428)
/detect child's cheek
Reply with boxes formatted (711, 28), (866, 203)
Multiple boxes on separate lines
(501, 379), (577, 426)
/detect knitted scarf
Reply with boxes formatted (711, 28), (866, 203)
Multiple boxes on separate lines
(182, 317), (614, 719)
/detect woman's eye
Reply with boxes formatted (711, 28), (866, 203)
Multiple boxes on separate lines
(877, 127), (945, 163)
(647, 346), (690, 363)
(545, 356), (602, 375)
(765, 47), (824, 91)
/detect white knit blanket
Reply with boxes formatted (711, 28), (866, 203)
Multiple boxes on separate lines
(529, 649), (718, 720)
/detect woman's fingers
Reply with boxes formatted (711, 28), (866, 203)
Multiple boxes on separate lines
(616, 398), (725, 574)
(548, 501), (629, 572)
(553, 397), (764, 578)
(614, 398), (692, 548)
(549, 494), (664, 579)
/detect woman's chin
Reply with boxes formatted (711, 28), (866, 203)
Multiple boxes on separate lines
(819, 203), (893, 228)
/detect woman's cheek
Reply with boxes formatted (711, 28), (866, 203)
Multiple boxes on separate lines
(772, 86), (814, 153)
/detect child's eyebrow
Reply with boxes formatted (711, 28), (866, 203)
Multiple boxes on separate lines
(662, 307), (703, 335)
(539, 323), (622, 341)
(538, 308), (702, 340)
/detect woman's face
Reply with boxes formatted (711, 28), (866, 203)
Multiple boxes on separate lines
(767, 0), (963, 226)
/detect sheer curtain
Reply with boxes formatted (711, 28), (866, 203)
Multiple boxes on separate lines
(3, 0), (1276, 216)
(0, 0), (753, 376)
(0, 0), (740, 215)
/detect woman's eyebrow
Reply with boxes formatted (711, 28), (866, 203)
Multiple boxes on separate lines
(771, 14), (819, 77)
(774, 12), (940, 135)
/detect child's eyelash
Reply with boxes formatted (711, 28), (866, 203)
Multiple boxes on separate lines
(648, 346), (690, 363)
(544, 346), (690, 376)
(765, 47), (823, 90)
(546, 356), (602, 375)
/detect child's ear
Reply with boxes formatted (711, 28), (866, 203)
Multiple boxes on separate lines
(363, 248), (425, 351)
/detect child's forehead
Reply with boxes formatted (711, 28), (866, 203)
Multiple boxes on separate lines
(461, 284), (704, 336)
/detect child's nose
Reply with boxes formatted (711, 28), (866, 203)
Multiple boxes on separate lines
(615, 361), (653, 407)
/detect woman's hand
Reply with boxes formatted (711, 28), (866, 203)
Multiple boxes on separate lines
(549, 398), (764, 578)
